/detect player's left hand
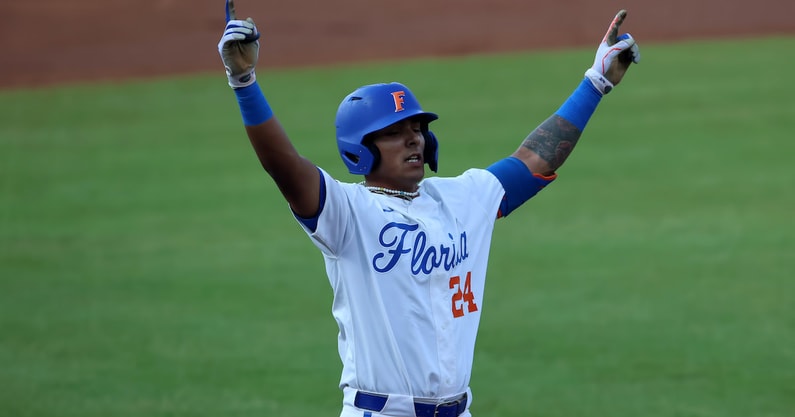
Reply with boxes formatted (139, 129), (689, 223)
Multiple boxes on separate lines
(585, 9), (641, 95)
(218, 0), (261, 89)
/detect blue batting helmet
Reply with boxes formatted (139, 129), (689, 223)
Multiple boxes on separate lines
(335, 82), (439, 175)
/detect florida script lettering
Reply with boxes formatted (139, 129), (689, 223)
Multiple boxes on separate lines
(372, 222), (469, 275)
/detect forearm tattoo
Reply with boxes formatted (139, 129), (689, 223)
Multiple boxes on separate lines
(521, 115), (582, 171)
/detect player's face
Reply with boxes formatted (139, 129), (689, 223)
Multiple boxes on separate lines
(366, 117), (426, 192)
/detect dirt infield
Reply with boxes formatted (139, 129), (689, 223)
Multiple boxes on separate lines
(1, 0), (793, 89)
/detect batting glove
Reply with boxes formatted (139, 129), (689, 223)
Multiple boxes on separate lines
(218, 0), (260, 89)
(585, 9), (640, 95)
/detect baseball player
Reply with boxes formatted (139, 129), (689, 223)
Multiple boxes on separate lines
(218, 1), (640, 416)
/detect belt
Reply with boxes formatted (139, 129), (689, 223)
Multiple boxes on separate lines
(354, 391), (468, 417)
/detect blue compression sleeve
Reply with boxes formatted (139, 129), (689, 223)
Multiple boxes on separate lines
(487, 157), (556, 218)
(554, 78), (602, 131)
(234, 81), (274, 126)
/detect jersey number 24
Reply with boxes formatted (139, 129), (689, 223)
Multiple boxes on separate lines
(449, 272), (478, 318)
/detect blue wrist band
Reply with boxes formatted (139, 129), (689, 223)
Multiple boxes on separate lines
(234, 81), (274, 126)
(554, 78), (602, 131)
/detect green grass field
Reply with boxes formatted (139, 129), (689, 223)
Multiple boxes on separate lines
(1, 37), (794, 417)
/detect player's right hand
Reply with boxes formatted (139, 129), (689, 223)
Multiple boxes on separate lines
(218, 0), (260, 89)
(585, 10), (640, 95)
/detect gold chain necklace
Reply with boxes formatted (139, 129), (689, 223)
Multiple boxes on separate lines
(359, 182), (420, 200)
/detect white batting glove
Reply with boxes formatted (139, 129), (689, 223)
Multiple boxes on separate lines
(585, 10), (641, 95)
(218, 0), (260, 89)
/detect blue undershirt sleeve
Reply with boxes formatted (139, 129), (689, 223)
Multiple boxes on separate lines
(486, 157), (556, 218)
(293, 167), (326, 232)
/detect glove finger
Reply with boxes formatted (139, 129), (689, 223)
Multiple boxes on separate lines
(223, 27), (254, 39)
(225, 0), (236, 23)
(225, 19), (259, 41)
(611, 38), (637, 66)
(223, 32), (248, 41)
(224, 21), (255, 35)
(617, 36), (635, 50)
(617, 33), (632, 42)
(618, 33), (640, 63)
(630, 43), (641, 63)
(611, 38), (633, 54)
(245, 17), (261, 41)
(224, 26), (254, 37)
(602, 38), (633, 68)
(602, 9), (627, 46)
(225, 19), (255, 30)
(220, 31), (251, 51)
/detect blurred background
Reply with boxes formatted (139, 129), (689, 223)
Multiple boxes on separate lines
(1, 0), (794, 89)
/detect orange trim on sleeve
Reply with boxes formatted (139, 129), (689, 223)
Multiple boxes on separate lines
(533, 172), (558, 181)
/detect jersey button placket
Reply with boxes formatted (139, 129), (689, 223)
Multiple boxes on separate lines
(433, 273), (456, 392)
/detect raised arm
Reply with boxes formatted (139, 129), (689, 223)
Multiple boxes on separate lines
(218, 0), (320, 218)
(512, 10), (640, 176)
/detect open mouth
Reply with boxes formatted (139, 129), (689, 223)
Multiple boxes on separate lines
(406, 154), (422, 163)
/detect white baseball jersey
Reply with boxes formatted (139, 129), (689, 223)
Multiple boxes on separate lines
(295, 167), (506, 401)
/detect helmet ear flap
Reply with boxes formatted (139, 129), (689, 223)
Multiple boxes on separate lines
(364, 139), (381, 173)
(423, 130), (439, 172)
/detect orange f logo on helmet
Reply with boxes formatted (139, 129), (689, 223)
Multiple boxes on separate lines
(391, 91), (406, 112)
